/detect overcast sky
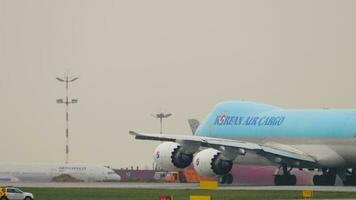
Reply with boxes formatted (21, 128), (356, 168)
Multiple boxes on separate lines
(0, 0), (355, 169)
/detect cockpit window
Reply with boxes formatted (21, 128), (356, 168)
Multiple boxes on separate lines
(107, 171), (116, 175)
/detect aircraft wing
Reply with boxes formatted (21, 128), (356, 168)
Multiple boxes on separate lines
(129, 131), (317, 165)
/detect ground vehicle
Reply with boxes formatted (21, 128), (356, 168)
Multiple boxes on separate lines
(0, 187), (34, 200)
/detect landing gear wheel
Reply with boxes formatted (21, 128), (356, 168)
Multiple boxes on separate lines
(313, 175), (335, 185)
(313, 169), (336, 186)
(343, 175), (356, 186)
(225, 173), (233, 184)
(313, 175), (321, 185)
(274, 164), (297, 186)
(343, 169), (356, 186)
(274, 175), (282, 185)
(219, 174), (233, 184)
(219, 176), (226, 184)
(289, 174), (297, 185)
(274, 174), (296, 185)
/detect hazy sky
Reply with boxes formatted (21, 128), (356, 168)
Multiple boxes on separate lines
(0, 0), (356, 169)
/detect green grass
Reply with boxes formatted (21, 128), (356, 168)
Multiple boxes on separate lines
(23, 188), (356, 200)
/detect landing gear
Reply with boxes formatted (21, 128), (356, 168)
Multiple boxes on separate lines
(343, 169), (356, 186)
(219, 173), (233, 184)
(274, 174), (296, 185)
(274, 164), (297, 185)
(225, 173), (233, 184)
(313, 168), (336, 186)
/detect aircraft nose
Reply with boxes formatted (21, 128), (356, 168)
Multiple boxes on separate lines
(114, 174), (121, 181)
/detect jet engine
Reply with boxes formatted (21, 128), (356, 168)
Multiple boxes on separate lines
(154, 142), (193, 171)
(193, 148), (233, 177)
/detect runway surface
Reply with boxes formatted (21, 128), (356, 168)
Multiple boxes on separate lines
(10, 182), (356, 192)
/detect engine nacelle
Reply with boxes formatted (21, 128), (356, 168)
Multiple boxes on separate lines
(154, 142), (193, 171)
(193, 148), (233, 177)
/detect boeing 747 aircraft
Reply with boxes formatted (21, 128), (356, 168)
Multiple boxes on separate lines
(130, 101), (356, 186)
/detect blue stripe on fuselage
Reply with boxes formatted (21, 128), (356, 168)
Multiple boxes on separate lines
(195, 101), (356, 139)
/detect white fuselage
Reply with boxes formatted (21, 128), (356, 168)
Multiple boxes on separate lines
(0, 163), (121, 183)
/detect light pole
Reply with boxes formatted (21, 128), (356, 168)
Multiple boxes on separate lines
(56, 76), (79, 164)
(151, 113), (172, 134)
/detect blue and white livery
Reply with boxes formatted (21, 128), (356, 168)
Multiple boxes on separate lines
(130, 101), (356, 185)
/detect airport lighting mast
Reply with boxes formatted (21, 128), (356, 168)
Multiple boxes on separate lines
(151, 112), (172, 134)
(56, 75), (79, 164)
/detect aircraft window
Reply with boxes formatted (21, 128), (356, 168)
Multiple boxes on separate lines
(108, 171), (116, 175)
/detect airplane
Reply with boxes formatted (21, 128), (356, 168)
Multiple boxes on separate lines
(130, 101), (356, 186)
(0, 163), (121, 182)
